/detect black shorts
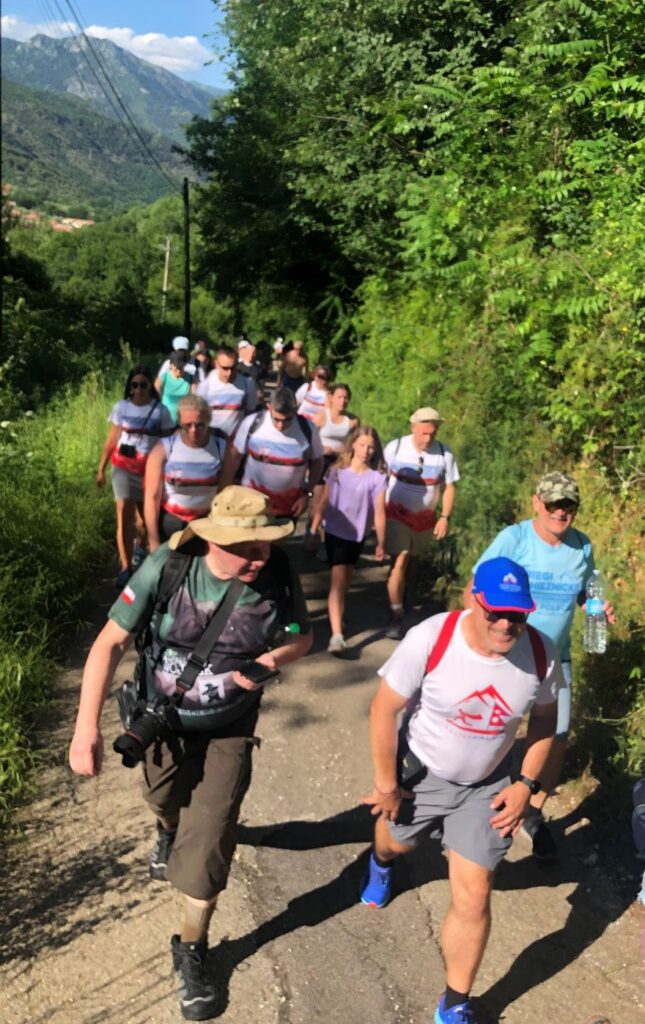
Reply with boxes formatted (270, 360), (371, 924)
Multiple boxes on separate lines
(325, 530), (364, 566)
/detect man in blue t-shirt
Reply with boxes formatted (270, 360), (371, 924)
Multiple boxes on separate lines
(465, 471), (615, 860)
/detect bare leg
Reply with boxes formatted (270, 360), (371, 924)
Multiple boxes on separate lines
(373, 815), (415, 861)
(387, 551), (409, 609)
(180, 894), (218, 943)
(115, 499), (136, 570)
(328, 564), (353, 636)
(528, 736), (567, 814)
(442, 850), (493, 994)
(135, 501), (147, 549)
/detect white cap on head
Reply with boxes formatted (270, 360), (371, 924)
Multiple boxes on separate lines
(172, 336), (190, 351)
(238, 339), (252, 350)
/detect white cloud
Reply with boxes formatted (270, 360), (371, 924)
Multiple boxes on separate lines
(1, 15), (213, 74)
(1, 15), (78, 41)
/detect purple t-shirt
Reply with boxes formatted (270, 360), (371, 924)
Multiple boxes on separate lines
(323, 467), (386, 542)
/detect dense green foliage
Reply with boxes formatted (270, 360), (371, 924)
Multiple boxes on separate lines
(2, 79), (188, 219)
(186, 0), (643, 774)
(0, 376), (117, 826)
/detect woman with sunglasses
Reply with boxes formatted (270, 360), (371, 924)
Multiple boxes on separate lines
(144, 395), (226, 551)
(97, 364), (175, 587)
(308, 425), (387, 652)
(295, 364), (331, 421)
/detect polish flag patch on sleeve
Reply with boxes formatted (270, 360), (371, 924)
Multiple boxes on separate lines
(121, 585), (136, 606)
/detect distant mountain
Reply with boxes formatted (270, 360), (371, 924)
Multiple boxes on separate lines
(2, 78), (190, 218)
(1, 33), (216, 144)
(188, 81), (227, 99)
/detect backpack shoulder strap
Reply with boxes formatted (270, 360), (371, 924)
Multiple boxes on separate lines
(527, 625), (547, 682)
(424, 610), (462, 675)
(296, 413), (313, 449)
(247, 410), (265, 441)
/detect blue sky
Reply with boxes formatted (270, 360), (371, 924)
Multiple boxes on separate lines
(2, 0), (230, 88)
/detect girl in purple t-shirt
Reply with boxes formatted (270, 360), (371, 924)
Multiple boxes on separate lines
(309, 426), (387, 652)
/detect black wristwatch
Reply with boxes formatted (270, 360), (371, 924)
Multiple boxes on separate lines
(518, 774), (542, 795)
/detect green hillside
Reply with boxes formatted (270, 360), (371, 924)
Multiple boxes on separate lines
(1, 78), (190, 218)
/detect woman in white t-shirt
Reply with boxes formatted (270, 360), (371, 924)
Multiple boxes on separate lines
(296, 365), (331, 420)
(309, 426), (387, 652)
(96, 364), (174, 587)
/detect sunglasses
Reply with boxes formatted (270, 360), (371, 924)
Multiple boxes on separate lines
(315, 374), (329, 382)
(543, 500), (578, 514)
(131, 381), (150, 389)
(271, 413), (294, 426)
(476, 598), (528, 624)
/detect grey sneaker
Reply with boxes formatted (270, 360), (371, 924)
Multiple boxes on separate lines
(149, 822), (177, 880)
(327, 633), (347, 653)
(171, 935), (219, 1020)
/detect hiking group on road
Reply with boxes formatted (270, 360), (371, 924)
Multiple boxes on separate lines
(80, 336), (629, 1024)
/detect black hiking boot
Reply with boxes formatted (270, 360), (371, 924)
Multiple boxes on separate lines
(171, 935), (219, 1021)
(149, 822), (177, 880)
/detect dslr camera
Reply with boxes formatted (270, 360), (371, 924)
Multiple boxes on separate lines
(113, 690), (181, 768)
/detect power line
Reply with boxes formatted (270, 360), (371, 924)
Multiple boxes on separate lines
(62, 0), (181, 194)
(39, 0), (94, 109)
(51, 0), (181, 195)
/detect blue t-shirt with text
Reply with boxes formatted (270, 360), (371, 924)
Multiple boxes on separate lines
(473, 519), (594, 660)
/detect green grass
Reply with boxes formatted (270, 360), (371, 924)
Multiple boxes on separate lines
(0, 372), (120, 825)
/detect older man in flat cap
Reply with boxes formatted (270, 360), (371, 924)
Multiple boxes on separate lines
(382, 407), (460, 639)
(70, 486), (312, 1020)
(465, 471), (615, 861)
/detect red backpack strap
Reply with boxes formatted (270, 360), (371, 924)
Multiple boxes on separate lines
(425, 610), (462, 676)
(527, 625), (547, 683)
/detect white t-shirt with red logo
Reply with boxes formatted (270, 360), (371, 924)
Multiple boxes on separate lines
(379, 610), (562, 784)
(234, 410), (324, 516)
(383, 435), (459, 532)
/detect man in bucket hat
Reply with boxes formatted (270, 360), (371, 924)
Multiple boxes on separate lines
(466, 471), (615, 861)
(70, 486), (312, 1020)
(383, 407), (460, 639)
(361, 557), (562, 1024)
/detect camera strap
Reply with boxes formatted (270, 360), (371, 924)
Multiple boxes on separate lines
(173, 578), (245, 699)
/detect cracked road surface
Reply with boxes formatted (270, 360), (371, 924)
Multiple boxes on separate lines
(0, 538), (643, 1023)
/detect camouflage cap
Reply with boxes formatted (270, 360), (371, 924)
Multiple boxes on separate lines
(535, 472), (580, 505)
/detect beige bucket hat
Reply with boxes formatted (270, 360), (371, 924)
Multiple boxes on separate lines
(169, 486), (295, 549)
(410, 406), (444, 424)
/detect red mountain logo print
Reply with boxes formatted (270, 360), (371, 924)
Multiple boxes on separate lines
(448, 686), (513, 735)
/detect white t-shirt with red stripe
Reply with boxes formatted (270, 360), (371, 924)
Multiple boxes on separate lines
(296, 381), (328, 420)
(379, 610), (562, 784)
(161, 433), (226, 520)
(196, 371), (256, 438)
(234, 410), (324, 517)
(109, 399), (174, 476)
(383, 435), (459, 532)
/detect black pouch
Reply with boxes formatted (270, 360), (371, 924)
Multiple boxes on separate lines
(397, 742), (428, 789)
(115, 679), (140, 729)
(119, 443), (137, 458)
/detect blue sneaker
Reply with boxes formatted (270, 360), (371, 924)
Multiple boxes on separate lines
(434, 993), (478, 1023)
(359, 853), (392, 908)
(132, 544), (147, 569)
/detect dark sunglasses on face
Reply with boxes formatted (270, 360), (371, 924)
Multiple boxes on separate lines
(315, 374), (329, 382)
(544, 500), (578, 514)
(131, 381), (150, 389)
(476, 598), (528, 624)
(272, 413), (294, 426)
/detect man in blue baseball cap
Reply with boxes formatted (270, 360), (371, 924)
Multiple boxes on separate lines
(361, 557), (563, 1024)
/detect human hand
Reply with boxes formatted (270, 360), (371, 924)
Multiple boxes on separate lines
(291, 495), (309, 519)
(232, 653), (277, 691)
(96, 469), (105, 489)
(361, 785), (412, 821)
(489, 782), (530, 837)
(69, 725), (104, 776)
(375, 544), (386, 562)
(603, 600), (616, 626)
(433, 516), (449, 540)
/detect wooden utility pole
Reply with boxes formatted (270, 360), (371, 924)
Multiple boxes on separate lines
(183, 177), (191, 339)
(161, 236), (171, 321)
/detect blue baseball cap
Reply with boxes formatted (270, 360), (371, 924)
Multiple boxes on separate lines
(472, 557), (537, 613)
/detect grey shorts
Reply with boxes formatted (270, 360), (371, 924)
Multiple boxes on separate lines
(387, 753), (513, 871)
(111, 466), (144, 502)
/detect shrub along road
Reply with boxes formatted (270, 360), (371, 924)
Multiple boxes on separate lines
(0, 536), (643, 1023)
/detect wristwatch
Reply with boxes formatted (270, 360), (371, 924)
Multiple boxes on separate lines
(518, 774), (542, 795)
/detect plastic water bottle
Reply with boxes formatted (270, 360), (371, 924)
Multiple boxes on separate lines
(584, 570), (606, 654)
